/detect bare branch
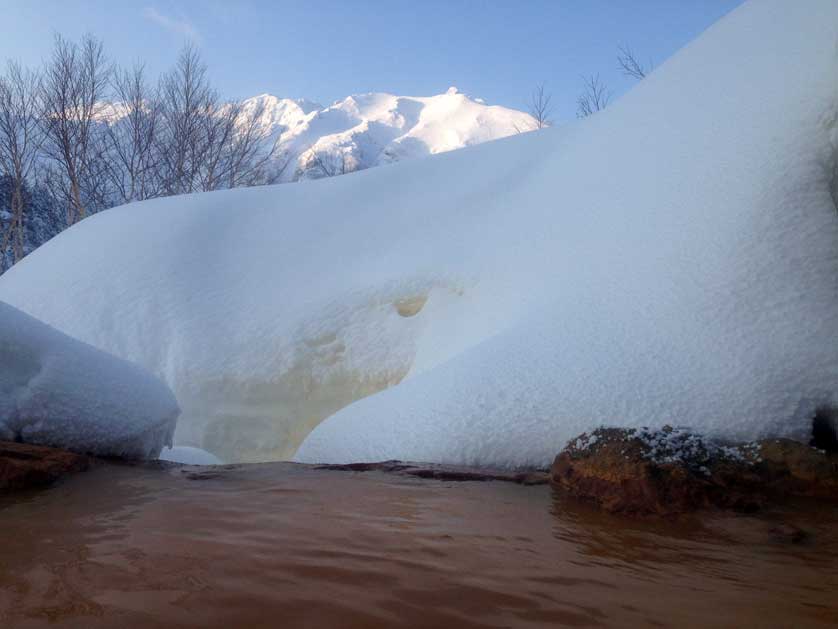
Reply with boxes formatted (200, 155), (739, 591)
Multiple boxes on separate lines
(303, 146), (357, 179)
(39, 33), (111, 223)
(576, 74), (611, 118)
(101, 63), (162, 203)
(617, 45), (651, 81)
(0, 61), (44, 266)
(527, 84), (553, 129)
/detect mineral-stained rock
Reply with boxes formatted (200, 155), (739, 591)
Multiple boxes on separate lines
(550, 427), (838, 516)
(0, 440), (91, 491)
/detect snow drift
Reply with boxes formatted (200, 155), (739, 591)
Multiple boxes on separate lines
(2, 0), (838, 466)
(0, 301), (178, 458)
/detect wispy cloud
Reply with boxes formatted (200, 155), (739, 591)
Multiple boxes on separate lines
(143, 7), (201, 43)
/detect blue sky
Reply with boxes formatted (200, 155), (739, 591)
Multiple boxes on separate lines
(0, 0), (742, 121)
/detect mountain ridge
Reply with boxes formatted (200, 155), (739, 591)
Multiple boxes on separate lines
(238, 87), (537, 181)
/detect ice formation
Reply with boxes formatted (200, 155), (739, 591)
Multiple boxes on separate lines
(0, 301), (178, 458)
(1, 0), (838, 466)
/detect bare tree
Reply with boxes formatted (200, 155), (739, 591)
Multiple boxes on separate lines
(527, 83), (553, 129)
(304, 147), (356, 179)
(0, 61), (44, 268)
(576, 74), (611, 118)
(617, 45), (650, 81)
(157, 44), (215, 195)
(221, 99), (285, 188)
(157, 45), (282, 195)
(102, 63), (161, 204)
(197, 99), (241, 191)
(39, 34), (110, 224)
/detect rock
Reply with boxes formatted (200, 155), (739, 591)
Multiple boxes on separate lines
(754, 438), (838, 497)
(0, 440), (91, 491)
(550, 427), (748, 515)
(768, 523), (810, 544)
(550, 427), (838, 516)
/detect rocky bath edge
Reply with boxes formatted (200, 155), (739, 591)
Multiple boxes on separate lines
(3, 425), (838, 520)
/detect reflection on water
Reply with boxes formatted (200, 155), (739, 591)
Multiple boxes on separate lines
(0, 462), (837, 628)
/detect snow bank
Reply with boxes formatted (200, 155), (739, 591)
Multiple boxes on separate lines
(0, 301), (178, 458)
(2, 0), (838, 466)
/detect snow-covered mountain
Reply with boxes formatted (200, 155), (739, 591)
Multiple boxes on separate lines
(240, 88), (537, 181)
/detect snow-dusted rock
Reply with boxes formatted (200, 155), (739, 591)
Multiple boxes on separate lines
(0, 301), (178, 458)
(551, 427), (838, 515)
(1, 0), (838, 466)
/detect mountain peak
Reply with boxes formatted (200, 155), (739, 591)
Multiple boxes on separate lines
(248, 88), (536, 181)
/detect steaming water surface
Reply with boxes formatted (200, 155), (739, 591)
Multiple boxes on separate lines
(0, 462), (837, 628)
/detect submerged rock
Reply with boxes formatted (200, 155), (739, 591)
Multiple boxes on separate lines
(768, 522), (810, 544)
(551, 427), (838, 515)
(316, 460), (550, 485)
(0, 440), (91, 491)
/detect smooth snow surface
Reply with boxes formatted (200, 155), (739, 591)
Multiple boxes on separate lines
(2, 0), (838, 466)
(0, 301), (178, 458)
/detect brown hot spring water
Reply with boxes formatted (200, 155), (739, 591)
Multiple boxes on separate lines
(0, 461), (837, 628)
